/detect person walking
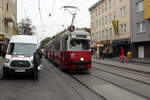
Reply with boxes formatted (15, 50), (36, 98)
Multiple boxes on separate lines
(33, 48), (41, 80)
(99, 49), (104, 59)
(120, 47), (126, 63)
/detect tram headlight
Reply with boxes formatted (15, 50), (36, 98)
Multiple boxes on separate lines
(80, 57), (84, 62)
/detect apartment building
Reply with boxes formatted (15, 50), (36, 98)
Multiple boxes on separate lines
(89, 0), (131, 56)
(0, 0), (17, 56)
(131, 0), (150, 58)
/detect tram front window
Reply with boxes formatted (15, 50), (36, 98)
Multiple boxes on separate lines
(70, 39), (90, 51)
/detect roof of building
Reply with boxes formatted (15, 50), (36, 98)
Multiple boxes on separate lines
(89, 0), (104, 11)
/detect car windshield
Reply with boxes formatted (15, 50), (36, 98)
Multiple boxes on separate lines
(69, 39), (90, 51)
(7, 43), (37, 56)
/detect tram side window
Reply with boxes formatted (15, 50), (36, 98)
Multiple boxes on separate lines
(62, 37), (68, 51)
(54, 41), (61, 51)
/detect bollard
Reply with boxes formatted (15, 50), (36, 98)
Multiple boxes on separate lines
(127, 51), (133, 61)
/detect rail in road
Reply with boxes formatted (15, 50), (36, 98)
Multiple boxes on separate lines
(45, 58), (149, 100)
(93, 60), (150, 74)
(44, 58), (106, 100)
(92, 63), (150, 100)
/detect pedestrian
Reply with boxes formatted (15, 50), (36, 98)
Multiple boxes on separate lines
(102, 50), (106, 59)
(99, 49), (104, 59)
(120, 47), (126, 63)
(33, 48), (41, 80)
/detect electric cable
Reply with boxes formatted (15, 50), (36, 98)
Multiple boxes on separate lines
(21, 0), (28, 18)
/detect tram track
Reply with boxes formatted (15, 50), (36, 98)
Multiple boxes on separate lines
(93, 62), (150, 74)
(91, 68), (150, 100)
(44, 59), (86, 100)
(93, 67), (150, 85)
(70, 74), (107, 100)
(44, 58), (150, 100)
(44, 59), (106, 100)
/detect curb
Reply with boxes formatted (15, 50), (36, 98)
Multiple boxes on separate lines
(127, 60), (150, 65)
(107, 58), (150, 65)
(93, 61), (150, 74)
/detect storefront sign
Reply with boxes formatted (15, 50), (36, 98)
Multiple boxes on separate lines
(100, 40), (111, 45)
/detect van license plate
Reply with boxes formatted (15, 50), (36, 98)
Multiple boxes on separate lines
(15, 69), (25, 72)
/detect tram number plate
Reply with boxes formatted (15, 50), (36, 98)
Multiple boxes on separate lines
(15, 69), (25, 72)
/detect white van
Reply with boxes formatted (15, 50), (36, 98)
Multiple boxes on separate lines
(3, 35), (38, 77)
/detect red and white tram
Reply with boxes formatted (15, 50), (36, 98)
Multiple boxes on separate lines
(45, 29), (92, 72)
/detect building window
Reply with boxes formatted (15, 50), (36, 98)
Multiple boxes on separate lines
(102, 30), (105, 39)
(109, 14), (112, 23)
(109, 0), (111, 9)
(136, 0), (144, 13)
(102, 17), (104, 25)
(136, 22), (145, 33)
(105, 2), (107, 11)
(95, 9), (97, 16)
(102, 5), (104, 13)
(99, 7), (101, 15)
(109, 28), (112, 37)
(112, 0), (115, 6)
(96, 20), (98, 28)
(99, 19), (101, 27)
(120, 23), (127, 34)
(124, 24), (127, 33)
(106, 29), (108, 39)
(6, 3), (9, 11)
(120, 6), (126, 17)
(105, 16), (108, 24)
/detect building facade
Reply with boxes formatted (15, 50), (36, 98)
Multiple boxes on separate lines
(0, 0), (17, 56)
(89, 0), (131, 57)
(131, 0), (150, 58)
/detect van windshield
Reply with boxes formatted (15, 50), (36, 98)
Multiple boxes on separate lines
(7, 43), (37, 56)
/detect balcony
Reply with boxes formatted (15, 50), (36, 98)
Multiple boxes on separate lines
(3, 11), (14, 23)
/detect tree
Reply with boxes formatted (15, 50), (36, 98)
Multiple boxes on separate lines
(18, 18), (36, 35)
(40, 37), (52, 48)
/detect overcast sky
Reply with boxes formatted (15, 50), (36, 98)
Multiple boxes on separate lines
(17, 0), (98, 40)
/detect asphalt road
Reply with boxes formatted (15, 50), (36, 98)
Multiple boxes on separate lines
(0, 58), (149, 100)
(0, 58), (102, 100)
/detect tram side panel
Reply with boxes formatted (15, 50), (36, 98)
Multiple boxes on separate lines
(61, 51), (92, 70)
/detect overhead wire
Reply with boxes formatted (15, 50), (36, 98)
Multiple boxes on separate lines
(38, 0), (44, 27)
(38, 0), (46, 40)
(20, 0), (28, 18)
(50, 0), (56, 15)
(46, 0), (56, 36)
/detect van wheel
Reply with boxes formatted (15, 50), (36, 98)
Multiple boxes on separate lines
(3, 67), (9, 79)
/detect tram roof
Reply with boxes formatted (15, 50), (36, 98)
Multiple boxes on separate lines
(45, 30), (90, 46)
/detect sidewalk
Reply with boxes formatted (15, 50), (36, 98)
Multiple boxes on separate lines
(92, 57), (150, 74)
(113, 57), (150, 64)
(93, 55), (150, 64)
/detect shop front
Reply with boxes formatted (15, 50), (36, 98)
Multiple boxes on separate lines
(112, 39), (130, 57)
(100, 40), (113, 58)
